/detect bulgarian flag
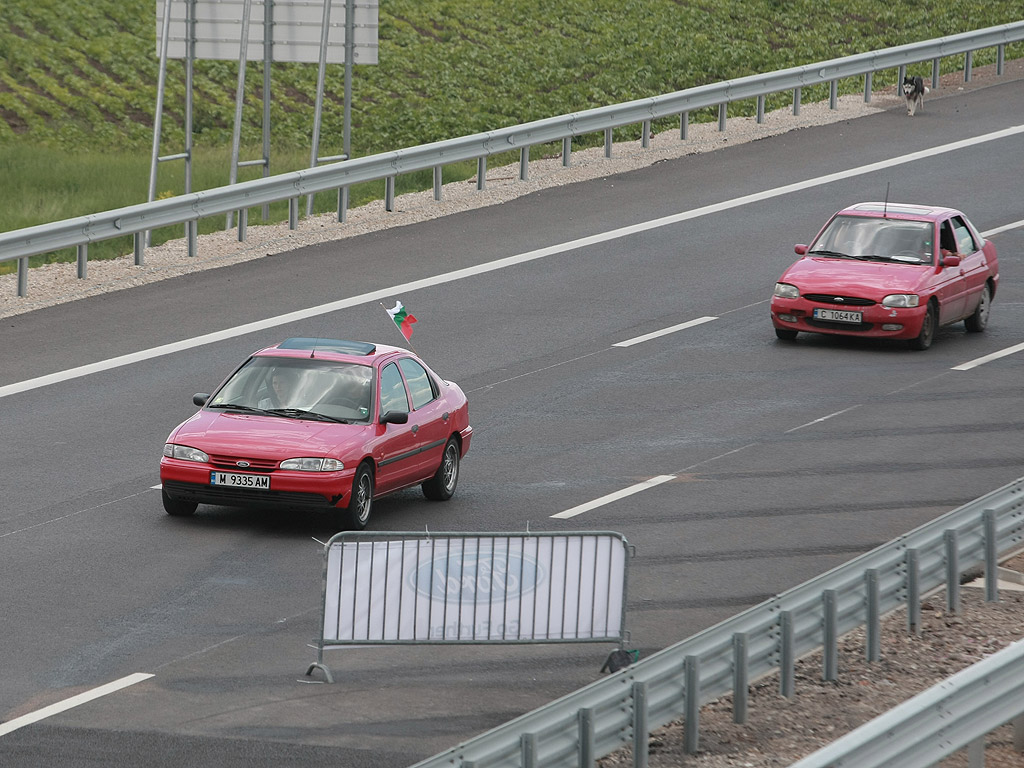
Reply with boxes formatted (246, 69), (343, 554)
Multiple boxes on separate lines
(386, 300), (417, 341)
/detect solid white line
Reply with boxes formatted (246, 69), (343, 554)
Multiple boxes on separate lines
(551, 475), (676, 519)
(0, 673), (153, 737)
(951, 341), (1024, 371)
(981, 218), (1024, 237)
(4, 125), (1022, 400)
(613, 317), (717, 347)
(785, 405), (863, 433)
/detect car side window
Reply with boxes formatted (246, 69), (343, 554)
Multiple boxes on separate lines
(378, 363), (410, 416)
(951, 216), (977, 255)
(397, 358), (437, 410)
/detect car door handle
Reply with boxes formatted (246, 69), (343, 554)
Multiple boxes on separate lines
(410, 424), (419, 434)
(442, 412), (450, 422)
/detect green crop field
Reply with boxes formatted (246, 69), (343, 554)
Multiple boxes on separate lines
(1, 0), (1021, 271)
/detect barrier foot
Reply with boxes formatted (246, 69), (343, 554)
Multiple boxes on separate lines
(304, 662), (334, 684)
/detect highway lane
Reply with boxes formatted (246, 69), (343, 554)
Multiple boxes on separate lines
(1, 80), (1023, 767)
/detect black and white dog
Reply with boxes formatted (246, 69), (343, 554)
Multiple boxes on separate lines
(902, 75), (929, 116)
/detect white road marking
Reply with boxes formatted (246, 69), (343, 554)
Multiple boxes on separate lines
(3, 125), (1022, 401)
(0, 673), (153, 737)
(613, 317), (717, 347)
(951, 341), (1024, 371)
(981, 218), (1024, 237)
(785, 406), (863, 433)
(551, 475), (676, 518)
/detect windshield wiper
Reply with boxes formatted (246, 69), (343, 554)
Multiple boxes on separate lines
(265, 408), (351, 423)
(209, 402), (268, 413)
(808, 248), (852, 258)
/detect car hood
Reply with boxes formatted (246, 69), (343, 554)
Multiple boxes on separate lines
(168, 410), (368, 459)
(781, 258), (933, 297)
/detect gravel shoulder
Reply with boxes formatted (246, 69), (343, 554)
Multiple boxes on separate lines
(3, 58), (1020, 319)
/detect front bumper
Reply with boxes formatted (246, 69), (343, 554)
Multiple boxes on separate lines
(160, 458), (355, 510)
(770, 298), (927, 340)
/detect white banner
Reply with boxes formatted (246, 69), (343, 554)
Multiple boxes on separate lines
(322, 534), (627, 644)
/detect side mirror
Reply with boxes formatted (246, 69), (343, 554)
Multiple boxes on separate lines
(795, 244), (808, 255)
(942, 254), (960, 268)
(193, 393), (210, 406)
(380, 410), (409, 425)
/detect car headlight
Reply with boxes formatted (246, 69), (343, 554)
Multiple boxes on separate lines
(882, 294), (920, 308)
(163, 444), (210, 463)
(280, 457), (345, 472)
(773, 282), (800, 299)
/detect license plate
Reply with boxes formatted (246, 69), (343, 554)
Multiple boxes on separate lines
(814, 308), (863, 323)
(210, 471), (270, 489)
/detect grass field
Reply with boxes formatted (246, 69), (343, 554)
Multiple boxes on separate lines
(1, 0), (1021, 272)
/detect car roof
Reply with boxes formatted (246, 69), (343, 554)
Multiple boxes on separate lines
(838, 202), (960, 221)
(252, 338), (410, 364)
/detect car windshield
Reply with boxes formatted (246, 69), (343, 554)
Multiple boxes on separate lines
(208, 357), (374, 422)
(809, 215), (934, 264)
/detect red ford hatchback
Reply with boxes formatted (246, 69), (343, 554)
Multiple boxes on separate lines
(770, 202), (998, 350)
(159, 338), (472, 529)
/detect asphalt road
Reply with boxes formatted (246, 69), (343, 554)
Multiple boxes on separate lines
(1, 79), (1022, 768)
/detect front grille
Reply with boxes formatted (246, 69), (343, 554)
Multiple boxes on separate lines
(804, 294), (875, 306)
(163, 480), (334, 509)
(208, 453), (277, 471)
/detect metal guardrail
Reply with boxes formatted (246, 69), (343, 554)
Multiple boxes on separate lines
(3, 21), (1024, 296)
(407, 477), (1024, 768)
(790, 639), (1024, 768)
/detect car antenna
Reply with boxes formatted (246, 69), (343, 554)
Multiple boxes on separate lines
(883, 182), (890, 218)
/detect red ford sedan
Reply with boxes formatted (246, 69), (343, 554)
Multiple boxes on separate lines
(770, 202), (998, 350)
(159, 338), (472, 529)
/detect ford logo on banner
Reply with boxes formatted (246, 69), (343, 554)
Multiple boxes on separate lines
(411, 549), (544, 603)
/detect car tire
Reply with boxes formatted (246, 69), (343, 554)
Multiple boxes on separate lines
(340, 463), (374, 530)
(964, 283), (991, 333)
(162, 488), (197, 516)
(774, 328), (798, 341)
(422, 437), (460, 501)
(908, 301), (937, 351)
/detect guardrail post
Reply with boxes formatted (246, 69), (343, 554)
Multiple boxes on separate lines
(519, 148), (529, 181)
(732, 632), (748, 723)
(756, 95), (765, 123)
(932, 58), (941, 90)
(433, 166), (443, 201)
(338, 186), (348, 223)
(863, 72), (872, 102)
(984, 509), (999, 602)
(823, 589), (838, 681)
(562, 137), (572, 166)
(1014, 713), (1024, 751)
(829, 80), (837, 110)
(578, 708), (595, 768)
(476, 158), (487, 191)
(288, 199), (298, 230)
(77, 244), (87, 279)
(683, 656), (699, 756)
(385, 176), (396, 211)
(967, 736), (983, 767)
(634, 681), (649, 767)
(604, 128), (613, 158)
(898, 64), (907, 85)
(521, 732), (537, 768)
(780, 610), (794, 698)
(187, 220), (197, 257)
(792, 87), (801, 116)
(18, 257), (28, 296)
(997, 44), (1005, 76)
(907, 548), (921, 635)
(964, 50), (973, 82)
(865, 569), (880, 662)
(717, 104), (726, 132)
(133, 232), (145, 266)
(679, 112), (688, 141)
(641, 120), (651, 148)
(238, 207), (247, 242)
(945, 529), (961, 614)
